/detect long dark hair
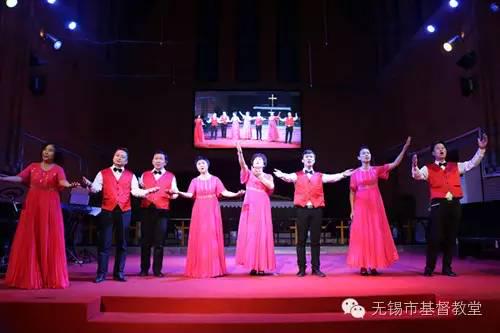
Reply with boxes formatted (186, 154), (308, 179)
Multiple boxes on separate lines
(41, 142), (63, 164)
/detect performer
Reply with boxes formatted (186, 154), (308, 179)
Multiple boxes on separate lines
(219, 111), (229, 139)
(230, 112), (242, 140)
(254, 112), (264, 141)
(206, 113), (219, 140)
(194, 115), (205, 145)
(235, 142), (275, 275)
(347, 137), (411, 276)
(239, 111), (253, 140)
(274, 150), (352, 277)
(280, 112), (299, 144)
(139, 150), (178, 277)
(1, 143), (79, 289)
(412, 134), (488, 277)
(83, 148), (158, 283)
(267, 111), (280, 142)
(172, 156), (244, 278)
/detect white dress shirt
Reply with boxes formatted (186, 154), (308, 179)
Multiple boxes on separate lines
(412, 148), (485, 181)
(89, 166), (149, 197)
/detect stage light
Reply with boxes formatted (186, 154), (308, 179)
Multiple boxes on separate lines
(442, 34), (462, 52)
(449, 0), (459, 8)
(40, 30), (62, 50)
(67, 21), (77, 30)
(426, 25), (436, 33)
(490, 2), (499, 12)
(46, 0), (56, 4)
(6, 0), (18, 8)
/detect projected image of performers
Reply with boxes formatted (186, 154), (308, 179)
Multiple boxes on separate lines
(194, 91), (302, 149)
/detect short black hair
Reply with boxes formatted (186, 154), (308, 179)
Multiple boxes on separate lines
(302, 149), (315, 158)
(430, 141), (447, 152)
(194, 155), (210, 167)
(251, 153), (268, 167)
(41, 143), (63, 164)
(115, 147), (129, 157)
(153, 150), (168, 162)
(358, 145), (370, 155)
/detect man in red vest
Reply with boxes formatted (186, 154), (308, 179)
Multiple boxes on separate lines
(83, 148), (158, 283)
(412, 134), (487, 277)
(279, 112), (299, 144)
(139, 150), (178, 277)
(274, 150), (352, 277)
(255, 112), (264, 140)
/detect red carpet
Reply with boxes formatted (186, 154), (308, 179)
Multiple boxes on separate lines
(1, 248), (500, 333)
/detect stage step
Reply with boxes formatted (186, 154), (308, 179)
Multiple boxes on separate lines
(87, 311), (456, 333)
(101, 294), (437, 314)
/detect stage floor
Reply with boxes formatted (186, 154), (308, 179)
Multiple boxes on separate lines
(1, 247), (500, 333)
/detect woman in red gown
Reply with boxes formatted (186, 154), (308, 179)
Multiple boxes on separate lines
(0, 143), (79, 289)
(173, 156), (244, 278)
(347, 137), (411, 276)
(194, 115), (205, 146)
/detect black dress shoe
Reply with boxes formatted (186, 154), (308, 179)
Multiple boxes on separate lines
(369, 268), (380, 276)
(296, 269), (306, 277)
(442, 270), (457, 277)
(95, 274), (106, 283)
(312, 269), (326, 277)
(250, 269), (257, 276)
(154, 272), (164, 278)
(139, 271), (148, 277)
(360, 268), (369, 276)
(113, 273), (127, 282)
(423, 269), (434, 277)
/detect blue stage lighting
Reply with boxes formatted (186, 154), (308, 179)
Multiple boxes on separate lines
(426, 25), (436, 33)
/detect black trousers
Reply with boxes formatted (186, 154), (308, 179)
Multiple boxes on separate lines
(221, 124), (227, 138)
(140, 206), (168, 274)
(285, 126), (293, 143)
(256, 125), (262, 140)
(296, 207), (323, 271)
(210, 125), (218, 139)
(97, 207), (131, 275)
(425, 199), (462, 272)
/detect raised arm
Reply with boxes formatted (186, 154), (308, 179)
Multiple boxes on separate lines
(293, 113), (299, 121)
(322, 169), (353, 183)
(388, 136), (412, 171)
(458, 133), (488, 174)
(411, 154), (428, 181)
(273, 169), (297, 183)
(236, 142), (248, 170)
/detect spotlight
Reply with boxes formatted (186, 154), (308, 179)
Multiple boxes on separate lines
(40, 30), (62, 50)
(490, 2), (499, 12)
(6, 0), (18, 8)
(426, 25), (436, 33)
(442, 34), (462, 52)
(46, 0), (56, 4)
(67, 21), (77, 30)
(449, 0), (459, 8)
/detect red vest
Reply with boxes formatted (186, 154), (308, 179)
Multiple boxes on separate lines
(255, 117), (263, 126)
(285, 117), (294, 127)
(294, 171), (325, 208)
(211, 118), (218, 126)
(140, 171), (174, 209)
(426, 162), (463, 199)
(220, 115), (228, 124)
(101, 168), (133, 212)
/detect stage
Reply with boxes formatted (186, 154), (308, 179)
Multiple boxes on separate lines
(1, 247), (499, 333)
